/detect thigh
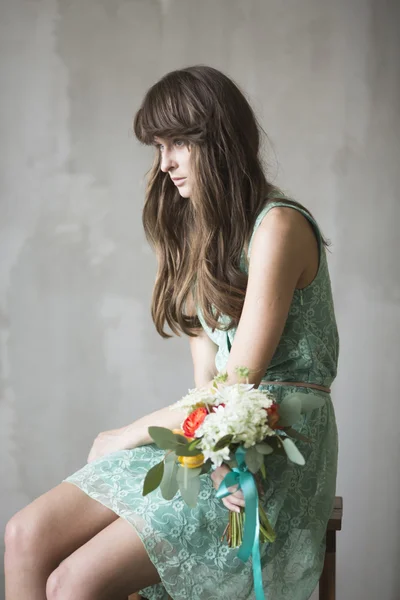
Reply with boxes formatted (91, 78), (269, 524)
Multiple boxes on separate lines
(47, 517), (161, 600)
(8, 482), (118, 569)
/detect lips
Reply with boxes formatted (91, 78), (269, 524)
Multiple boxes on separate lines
(172, 177), (186, 187)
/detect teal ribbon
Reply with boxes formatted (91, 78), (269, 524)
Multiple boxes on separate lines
(215, 447), (265, 600)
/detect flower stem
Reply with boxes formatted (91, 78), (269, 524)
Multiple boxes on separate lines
(225, 504), (275, 548)
(238, 510), (244, 545)
(259, 504), (276, 542)
(221, 522), (229, 542)
(228, 510), (232, 546)
(233, 510), (237, 546)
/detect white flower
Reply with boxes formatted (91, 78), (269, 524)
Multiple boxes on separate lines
(202, 446), (231, 468)
(169, 376), (278, 468)
(169, 385), (217, 415)
(195, 383), (277, 465)
(215, 383), (255, 403)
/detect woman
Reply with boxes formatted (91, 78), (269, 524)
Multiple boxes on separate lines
(4, 66), (339, 600)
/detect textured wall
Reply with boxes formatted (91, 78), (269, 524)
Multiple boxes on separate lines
(1, 1), (399, 599)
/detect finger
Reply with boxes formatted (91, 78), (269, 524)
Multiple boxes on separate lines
(229, 494), (245, 507)
(226, 483), (240, 494)
(223, 491), (245, 506)
(216, 481), (240, 494)
(222, 492), (245, 507)
(225, 486), (244, 500)
(222, 499), (242, 513)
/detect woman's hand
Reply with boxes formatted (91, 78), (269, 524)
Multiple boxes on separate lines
(87, 426), (132, 463)
(210, 463), (245, 513)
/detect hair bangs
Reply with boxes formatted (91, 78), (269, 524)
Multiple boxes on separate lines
(134, 73), (206, 146)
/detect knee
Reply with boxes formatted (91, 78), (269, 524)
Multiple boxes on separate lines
(4, 511), (38, 559)
(46, 563), (90, 600)
(46, 564), (70, 600)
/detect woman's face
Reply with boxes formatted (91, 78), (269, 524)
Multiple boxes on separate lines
(155, 137), (192, 198)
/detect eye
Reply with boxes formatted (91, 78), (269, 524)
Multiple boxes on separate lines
(174, 139), (186, 147)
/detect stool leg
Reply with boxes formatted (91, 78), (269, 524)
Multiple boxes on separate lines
(319, 530), (336, 600)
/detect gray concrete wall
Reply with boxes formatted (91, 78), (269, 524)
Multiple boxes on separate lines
(1, 1), (399, 598)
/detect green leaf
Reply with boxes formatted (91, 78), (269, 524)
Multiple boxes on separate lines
(277, 395), (302, 426)
(200, 460), (212, 474)
(188, 438), (203, 451)
(175, 434), (190, 444)
(160, 453), (179, 500)
(147, 428), (199, 453)
(175, 441), (205, 457)
(255, 442), (274, 455)
(165, 450), (177, 463)
(284, 427), (312, 443)
(177, 465), (203, 479)
(267, 436), (287, 457)
(176, 466), (202, 507)
(143, 460), (164, 495)
(298, 393), (326, 413)
(245, 446), (264, 474)
(281, 437), (306, 466)
(260, 461), (267, 480)
(213, 434), (233, 451)
(180, 476), (201, 508)
(148, 426), (180, 450)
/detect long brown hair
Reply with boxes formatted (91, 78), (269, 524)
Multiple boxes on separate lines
(134, 65), (326, 338)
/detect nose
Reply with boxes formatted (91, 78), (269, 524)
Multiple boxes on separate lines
(160, 149), (177, 173)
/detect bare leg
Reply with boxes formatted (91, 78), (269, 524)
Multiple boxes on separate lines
(4, 482), (118, 600)
(46, 517), (161, 600)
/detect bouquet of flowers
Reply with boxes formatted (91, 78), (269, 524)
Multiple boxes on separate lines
(142, 367), (325, 600)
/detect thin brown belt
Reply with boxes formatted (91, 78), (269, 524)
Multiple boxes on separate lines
(260, 380), (331, 394)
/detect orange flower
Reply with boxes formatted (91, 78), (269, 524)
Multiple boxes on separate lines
(182, 407), (208, 438)
(265, 403), (281, 429)
(178, 453), (205, 469)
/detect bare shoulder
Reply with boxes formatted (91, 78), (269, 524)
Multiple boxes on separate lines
(250, 205), (311, 265)
(251, 204), (319, 287)
(256, 204), (315, 242)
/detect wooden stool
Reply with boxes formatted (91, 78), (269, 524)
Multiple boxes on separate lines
(319, 495), (343, 600)
(129, 496), (343, 600)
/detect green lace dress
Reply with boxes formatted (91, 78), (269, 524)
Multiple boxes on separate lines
(63, 194), (339, 600)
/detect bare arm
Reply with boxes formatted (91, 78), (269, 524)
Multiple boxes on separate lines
(121, 405), (189, 448)
(188, 326), (219, 388)
(223, 207), (312, 386)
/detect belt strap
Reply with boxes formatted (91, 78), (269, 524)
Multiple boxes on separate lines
(260, 380), (331, 394)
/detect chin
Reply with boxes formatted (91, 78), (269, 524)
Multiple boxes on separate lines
(178, 186), (191, 198)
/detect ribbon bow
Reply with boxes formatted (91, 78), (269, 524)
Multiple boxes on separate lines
(215, 447), (265, 600)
